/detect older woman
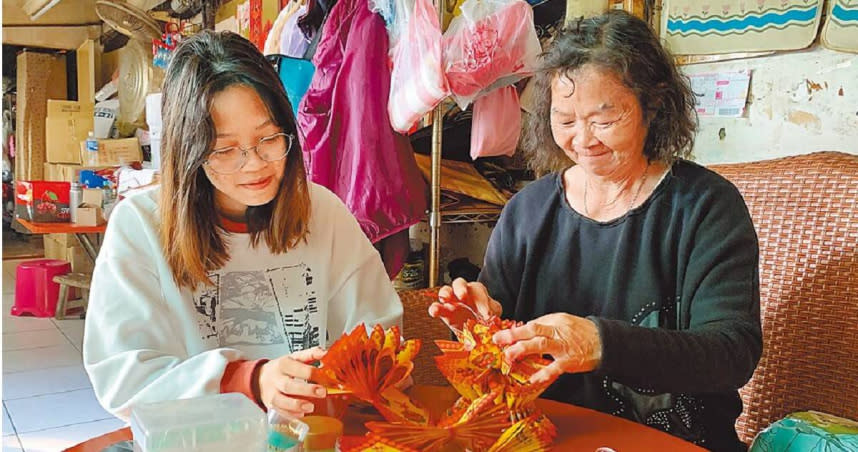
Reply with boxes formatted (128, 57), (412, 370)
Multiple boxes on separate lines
(429, 11), (761, 451)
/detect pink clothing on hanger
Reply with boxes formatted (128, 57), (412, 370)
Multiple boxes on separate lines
(297, 0), (426, 277)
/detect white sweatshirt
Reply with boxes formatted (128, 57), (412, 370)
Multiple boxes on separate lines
(83, 183), (403, 420)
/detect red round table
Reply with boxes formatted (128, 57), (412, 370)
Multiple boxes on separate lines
(63, 397), (704, 451)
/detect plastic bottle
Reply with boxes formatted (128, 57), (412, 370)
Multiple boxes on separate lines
(85, 132), (99, 166)
(69, 182), (82, 223)
(102, 183), (117, 220)
(394, 239), (425, 290)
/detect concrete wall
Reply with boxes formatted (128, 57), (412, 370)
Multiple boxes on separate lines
(680, 46), (858, 165)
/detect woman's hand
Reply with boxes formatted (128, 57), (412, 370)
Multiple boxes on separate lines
(258, 346), (328, 418)
(493, 313), (602, 384)
(428, 278), (503, 331)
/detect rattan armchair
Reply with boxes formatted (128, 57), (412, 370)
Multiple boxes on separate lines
(398, 288), (451, 386)
(711, 151), (858, 444)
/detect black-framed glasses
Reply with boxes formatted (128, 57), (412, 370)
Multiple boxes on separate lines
(203, 132), (294, 175)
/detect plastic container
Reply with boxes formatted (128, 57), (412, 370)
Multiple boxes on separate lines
(11, 259), (72, 317)
(267, 411), (308, 452)
(301, 416), (343, 452)
(102, 184), (117, 220)
(130, 393), (267, 452)
(85, 132), (100, 166)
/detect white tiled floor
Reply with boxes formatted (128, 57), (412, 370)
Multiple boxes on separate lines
(2, 260), (126, 451)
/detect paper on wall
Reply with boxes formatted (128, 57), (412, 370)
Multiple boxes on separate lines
(689, 70), (751, 117)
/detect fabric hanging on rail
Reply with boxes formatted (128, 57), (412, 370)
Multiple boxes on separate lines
(264, 1), (300, 55)
(297, 0), (427, 278)
(280, 3), (314, 57)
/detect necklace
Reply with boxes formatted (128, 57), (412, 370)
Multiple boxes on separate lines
(584, 161), (651, 217)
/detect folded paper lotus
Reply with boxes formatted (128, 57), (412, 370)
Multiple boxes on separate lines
(321, 318), (558, 452)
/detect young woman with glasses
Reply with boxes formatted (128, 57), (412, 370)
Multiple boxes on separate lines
(83, 31), (403, 421)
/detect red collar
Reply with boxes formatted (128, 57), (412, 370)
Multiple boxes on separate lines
(219, 216), (249, 233)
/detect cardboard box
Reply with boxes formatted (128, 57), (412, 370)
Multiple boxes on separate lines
(15, 181), (71, 223)
(77, 40), (98, 104)
(82, 188), (103, 206)
(46, 233), (99, 250)
(75, 204), (105, 227)
(15, 52), (68, 180)
(45, 163), (113, 183)
(68, 245), (94, 274)
(74, 188), (105, 226)
(79, 138), (143, 166)
(43, 236), (94, 274)
(46, 100), (95, 164)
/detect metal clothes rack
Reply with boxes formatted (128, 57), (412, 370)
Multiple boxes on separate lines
(427, 0), (445, 287)
(427, 0), (506, 287)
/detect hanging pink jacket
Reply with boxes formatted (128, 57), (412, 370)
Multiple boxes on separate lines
(297, 0), (426, 275)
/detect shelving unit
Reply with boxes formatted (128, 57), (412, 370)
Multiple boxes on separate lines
(439, 196), (502, 224)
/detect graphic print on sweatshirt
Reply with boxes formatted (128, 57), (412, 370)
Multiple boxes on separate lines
(194, 264), (320, 353)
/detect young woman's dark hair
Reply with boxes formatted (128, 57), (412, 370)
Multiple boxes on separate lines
(159, 30), (310, 288)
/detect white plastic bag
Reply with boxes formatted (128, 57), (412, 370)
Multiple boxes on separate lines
(470, 85), (521, 160)
(443, 0), (541, 109)
(388, 0), (449, 133)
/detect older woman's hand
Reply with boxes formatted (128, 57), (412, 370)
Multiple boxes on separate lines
(493, 313), (602, 384)
(428, 278), (503, 332)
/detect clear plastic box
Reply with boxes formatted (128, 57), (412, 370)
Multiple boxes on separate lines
(130, 393), (267, 452)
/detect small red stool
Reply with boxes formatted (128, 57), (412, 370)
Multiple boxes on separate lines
(12, 259), (71, 317)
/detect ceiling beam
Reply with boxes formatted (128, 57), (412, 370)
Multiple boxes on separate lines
(2, 24), (102, 50)
(2, 0), (100, 26)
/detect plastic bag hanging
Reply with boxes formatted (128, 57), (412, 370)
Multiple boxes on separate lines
(152, 23), (184, 69)
(264, 4), (294, 55)
(470, 85), (521, 160)
(280, 3), (314, 57)
(387, 0), (449, 133)
(443, 0), (541, 109)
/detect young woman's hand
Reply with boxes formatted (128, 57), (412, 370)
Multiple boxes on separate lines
(492, 313), (602, 384)
(428, 278), (503, 332)
(258, 346), (328, 418)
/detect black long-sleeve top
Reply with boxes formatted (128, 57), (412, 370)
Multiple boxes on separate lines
(478, 160), (762, 451)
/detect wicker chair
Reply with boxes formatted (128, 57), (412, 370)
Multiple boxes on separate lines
(398, 288), (452, 386)
(710, 151), (858, 444)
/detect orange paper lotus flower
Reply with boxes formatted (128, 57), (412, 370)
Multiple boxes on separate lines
(365, 390), (512, 452)
(316, 324), (430, 424)
(486, 414), (557, 452)
(317, 324), (419, 399)
(328, 319), (558, 452)
(434, 317), (557, 412)
(349, 434), (420, 452)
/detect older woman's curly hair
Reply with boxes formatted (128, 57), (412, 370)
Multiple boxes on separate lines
(521, 10), (697, 175)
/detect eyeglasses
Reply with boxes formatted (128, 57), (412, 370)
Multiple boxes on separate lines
(203, 132), (294, 175)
